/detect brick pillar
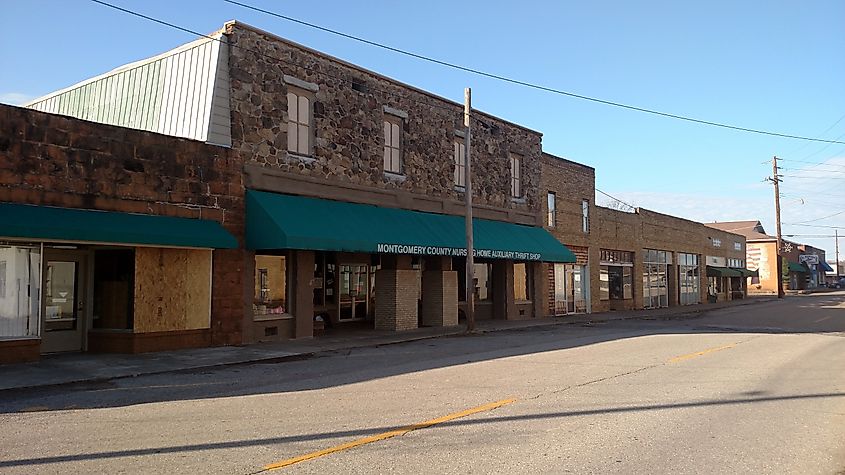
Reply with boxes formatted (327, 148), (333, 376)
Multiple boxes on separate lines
(531, 262), (546, 318)
(421, 257), (458, 327)
(375, 255), (419, 331)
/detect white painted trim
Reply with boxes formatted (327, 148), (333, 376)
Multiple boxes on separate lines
(384, 171), (407, 183)
(454, 129), (466, 138)
(283, 75), (319, 93)
(383, 106), (408, 120)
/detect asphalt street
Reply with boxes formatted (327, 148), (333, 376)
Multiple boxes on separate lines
(1, 292), (844, 474)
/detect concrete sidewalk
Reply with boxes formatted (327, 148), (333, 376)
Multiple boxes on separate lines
(0, 296), (777, 393)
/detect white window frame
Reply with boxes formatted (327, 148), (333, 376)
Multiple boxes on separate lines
(510, 153), (522, 198)
(712, 238), (722, 248)
(582, 199), (590, 233)
(384, 115), (403, 174)
(547, 192), (556, 227)
(286, 88), (313, 156)
(454, 139), (466, 188)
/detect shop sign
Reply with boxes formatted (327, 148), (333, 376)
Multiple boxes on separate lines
(799, 254), (819, 265)
(376, 243), (542, 261)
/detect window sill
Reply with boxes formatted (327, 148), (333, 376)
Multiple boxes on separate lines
(285, 152), (317, 164)
(253, 313), (295, 322)
(454, 185), (466, 192)
(511, 196), (526, 204)
(384, 171), (406, 182)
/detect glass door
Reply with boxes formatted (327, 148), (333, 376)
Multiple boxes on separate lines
(41, 252), (87, 353)
(339, 264), (369, 321)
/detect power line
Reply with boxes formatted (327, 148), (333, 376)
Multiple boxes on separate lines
(789, 209), (845, 224)
(783, 223), (845, 229)
(779, 158), (845, 168)
(85, 0), (489, 126)
(595, 188), (636, 210)
(222, 0), (845, 145)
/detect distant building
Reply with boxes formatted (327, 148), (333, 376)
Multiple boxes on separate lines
(707, 221), (829, 292)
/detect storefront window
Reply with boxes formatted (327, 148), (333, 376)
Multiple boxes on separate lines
(0, 244), (41, 337)
(553, 263), (588, 314)
(643, 249), (669, 309)
(254, 254), (288, 318)
(514, 263), (531, 301)
(678, 252), (700, 305)
(600, 249), (633, 301)
(92, 249), (134, 330)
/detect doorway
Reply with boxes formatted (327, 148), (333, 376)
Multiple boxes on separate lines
(338, 264), (370, 321)
(41, 250), (88, 353)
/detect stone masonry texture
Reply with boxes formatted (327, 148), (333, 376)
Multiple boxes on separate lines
(225, 22), (544, 215)
(0, 104), (249, 346)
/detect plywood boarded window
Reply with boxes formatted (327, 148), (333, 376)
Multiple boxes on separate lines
(514, 263), (531, 301)
(133, 248), (212, 332)
(287, 89), (312, 156)
(384, 115), (403, 174)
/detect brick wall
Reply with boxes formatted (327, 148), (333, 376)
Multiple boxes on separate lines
(375, 269), (419, 331)
(226, 21), (544, 215)
(0, 104), (248, 346)
(539, 153), (747, 313)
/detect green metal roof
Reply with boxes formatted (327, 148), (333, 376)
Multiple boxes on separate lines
(0, 202), (237, 249)
(246, 190), (575, 262)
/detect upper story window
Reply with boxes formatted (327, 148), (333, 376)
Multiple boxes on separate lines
(547, 192), (556, 227)
(734, 242), (742, 251)
(510, 153), (522, 198)
(454, 139), (466, 188)
(383, 115), (403, 174)
(286, 89), (312, 156)
(712, 238), (722, 248)
(582, 199), (590, 233)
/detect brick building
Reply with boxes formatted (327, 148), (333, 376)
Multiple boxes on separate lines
(0, 104), (241, 363)
(541, 153), (749, 314)
(708, 221), (830, 293)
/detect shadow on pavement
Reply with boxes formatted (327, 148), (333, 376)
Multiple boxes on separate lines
(1, 391), (842, 469)
(0, 294), (842, 414)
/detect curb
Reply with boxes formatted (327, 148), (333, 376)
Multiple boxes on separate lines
(1, 297), (780, 394)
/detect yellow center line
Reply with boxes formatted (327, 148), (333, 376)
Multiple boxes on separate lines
(668, 343), (736, 363)
(262, 398), (517, 471)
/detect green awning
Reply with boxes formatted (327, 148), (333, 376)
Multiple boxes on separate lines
(0, 202), (237, 249)
(737, 268), (759, 278)
(706, 266), (743, 277)
(247, 190), (575, 262)
(787, 261), (808, 273)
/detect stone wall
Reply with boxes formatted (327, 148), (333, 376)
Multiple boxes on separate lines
(0, 104), (248, 346)
(226, 21), (543, 216)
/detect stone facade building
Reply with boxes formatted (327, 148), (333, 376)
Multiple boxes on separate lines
(5, 21), (574, 363)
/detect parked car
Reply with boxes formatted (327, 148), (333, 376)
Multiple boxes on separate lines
(830, 278), (845, 289)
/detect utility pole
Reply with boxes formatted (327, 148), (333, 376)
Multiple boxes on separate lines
(771, 156), (785, 298)
(464, 88), (475, 332)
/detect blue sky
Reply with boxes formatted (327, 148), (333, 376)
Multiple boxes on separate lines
(2, 0), (844, 261)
